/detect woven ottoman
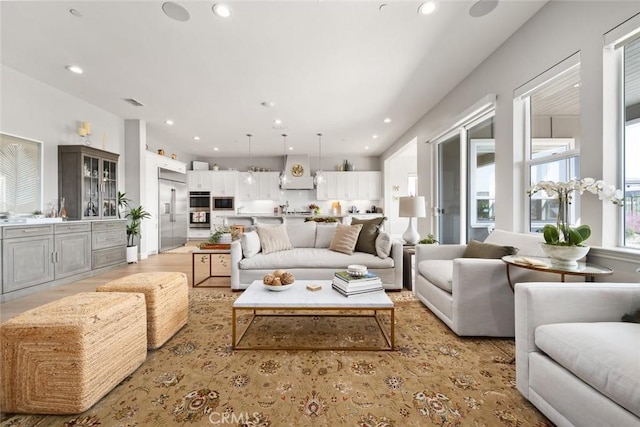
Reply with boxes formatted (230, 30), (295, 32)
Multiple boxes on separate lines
(0, 292), (147, 414)
(97, 272), (188, 349)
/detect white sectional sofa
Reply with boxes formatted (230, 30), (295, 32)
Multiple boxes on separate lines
(515, 282), (640, 427)
(230, 221), (403, 291)
(414, 229), (563, 337)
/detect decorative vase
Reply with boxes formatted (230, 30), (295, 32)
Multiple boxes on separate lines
(539, 243), (590, 268)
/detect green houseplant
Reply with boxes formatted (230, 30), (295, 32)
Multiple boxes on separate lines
(200, 225), (232, 248)
(117, 191), (130, 219)
(418, 234), (438, 244)
(125, 205), (150, 263)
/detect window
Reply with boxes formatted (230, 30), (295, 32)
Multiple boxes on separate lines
(516, 54), (581, 233)
(622, 37), (640, 248)
(0, 133), (43, 215)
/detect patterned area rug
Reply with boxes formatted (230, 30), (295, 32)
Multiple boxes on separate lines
(1, 290), (551, 426)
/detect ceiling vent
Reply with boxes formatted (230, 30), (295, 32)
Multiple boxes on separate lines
(123, 98), (144, 107)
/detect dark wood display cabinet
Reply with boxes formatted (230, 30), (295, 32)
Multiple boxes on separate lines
(58, 145), (119, 220)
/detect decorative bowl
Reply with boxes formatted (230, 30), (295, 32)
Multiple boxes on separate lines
(539, 243), (590, 268)
(347, 264), (368, 276)
(263, 283), (295, 292)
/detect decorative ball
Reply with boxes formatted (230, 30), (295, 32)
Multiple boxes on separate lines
(281, 271), (295, 285)
(271, 277), (282, 286)
(273, 269), (286, 278)
(263, 274), (275, 285)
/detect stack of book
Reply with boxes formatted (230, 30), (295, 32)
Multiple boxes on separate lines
(332, 270), (384, 297)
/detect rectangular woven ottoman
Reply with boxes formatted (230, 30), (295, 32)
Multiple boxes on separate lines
(1, 292), (147, 414)
(97, 272), (188, 349)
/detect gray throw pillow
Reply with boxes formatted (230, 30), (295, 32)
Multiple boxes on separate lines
(462, 239), (518, 259)
(350, 217), (386, 255)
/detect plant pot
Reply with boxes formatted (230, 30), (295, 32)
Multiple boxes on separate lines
(126, 245), (138, 264)
(539, 243), (590, 268)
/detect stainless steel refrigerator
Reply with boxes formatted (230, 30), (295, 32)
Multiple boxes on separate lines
(158, 169), (188, 251)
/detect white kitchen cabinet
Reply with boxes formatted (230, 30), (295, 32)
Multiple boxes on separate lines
(238, 172), (260, 200)
(187, 171), (213, 191)
(316, 171), (381, 200)
(211, 171), (238, 196)
(237, 172), (279, 200)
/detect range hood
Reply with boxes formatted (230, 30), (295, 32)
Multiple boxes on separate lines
(280, 154), (315, 190)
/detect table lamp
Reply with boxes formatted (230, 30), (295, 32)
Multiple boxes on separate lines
(399, 196), (426, 245)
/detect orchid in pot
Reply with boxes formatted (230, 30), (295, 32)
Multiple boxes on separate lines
(528, 178), (623, 266)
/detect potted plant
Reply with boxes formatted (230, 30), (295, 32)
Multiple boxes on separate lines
(125, 205), (151, 263)
(200, 225), (232, 249)
(117, 191), (130, 219)
(418, 234), (438, 244)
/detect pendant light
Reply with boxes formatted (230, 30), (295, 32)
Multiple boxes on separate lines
(246, 133), (255, 185)
(279, 133), (289, 186)
(314, 132), (324, 185)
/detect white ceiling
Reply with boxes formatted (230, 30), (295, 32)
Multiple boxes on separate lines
(1, 1), (546, 158)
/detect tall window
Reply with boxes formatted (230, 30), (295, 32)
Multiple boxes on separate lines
(517, 55), (581, 233)
(622, 36), (640, 249)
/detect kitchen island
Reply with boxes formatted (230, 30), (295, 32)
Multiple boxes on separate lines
(214, 213), (383, 227)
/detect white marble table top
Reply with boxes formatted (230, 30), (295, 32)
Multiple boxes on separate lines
(233, 280), (394, 309)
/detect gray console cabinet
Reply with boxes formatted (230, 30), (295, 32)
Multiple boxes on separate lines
(54, 222), (92, 279)
(92, 220), (126, 269)
(2, 225), (55, 293)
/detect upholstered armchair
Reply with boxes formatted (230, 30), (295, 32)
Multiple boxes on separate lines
(413, 229), (560, 337)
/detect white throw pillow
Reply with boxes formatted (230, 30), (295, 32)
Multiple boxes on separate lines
(375, 232), (392, 259)
(241, 230), (261, 258)
(255, 224), (293, 254)
(314, 223), (339, 248)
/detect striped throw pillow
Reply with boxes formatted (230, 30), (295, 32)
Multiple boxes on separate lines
(329, 224), (363, 255)
(255, 224), (293, 254)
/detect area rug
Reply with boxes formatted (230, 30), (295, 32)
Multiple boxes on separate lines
(0, 291), (551, 426)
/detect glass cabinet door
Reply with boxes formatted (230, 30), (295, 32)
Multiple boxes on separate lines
(101, 159), (117, 218)
(82, 155), (101, 218)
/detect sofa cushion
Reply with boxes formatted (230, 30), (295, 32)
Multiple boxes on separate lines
(329, 224), (363, 255)
(241, 230), (261, 258)
(535, 322), (640, 418)
(350, 217), (386, 255)
(315, 223), (338, 248)
(238, 248), (394, 270)
(462, 239), (518, 259)
(375, 232), (392, 259)
(286, 221), (316, 248)
(484, 229), (545, 257)
(255, 224), (293, 254)
(418, 260), (453, 293)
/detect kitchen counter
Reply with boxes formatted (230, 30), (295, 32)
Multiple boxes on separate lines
(214, 213), (383, 226)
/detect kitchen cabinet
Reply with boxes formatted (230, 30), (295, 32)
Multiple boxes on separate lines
(91, 220), (127, 269)
(316, 171), (381, 200)
(58, 145), (119, 220)
(187, 171), (213, 191)
(2, 225), (54, 293)
(211, 171), (238, 196)
(238, 172), (280, 200)
(54, 222), (91, 279)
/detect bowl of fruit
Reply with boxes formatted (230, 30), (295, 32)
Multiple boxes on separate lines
(263, 269), (296, 291)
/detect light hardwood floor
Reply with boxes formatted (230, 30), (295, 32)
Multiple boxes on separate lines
(0, 252), (230, 323)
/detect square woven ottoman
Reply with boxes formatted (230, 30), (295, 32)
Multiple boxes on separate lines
(97, 272), (188, 349)
(0, 292), (147, 414)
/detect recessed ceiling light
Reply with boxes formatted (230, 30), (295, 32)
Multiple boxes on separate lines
(274, 119), (282, 125)
(469, 0), (499, 18)
(165, 119), (174, 125)
(193, 136), (200, 141)
(69, 9), (82, 17)
(372, 134), (378, 139)
(288, 146), (293, 151)
(213, 147), (219, 151)
(162, 2), (191, 22)
(212, 4), (232, 18)
(261, 101), (275, 108)
(418, 1), (438, 15)
(383, 118), (392, 123)
(365, 146), (370, 150)
(65, 65), (83, 74)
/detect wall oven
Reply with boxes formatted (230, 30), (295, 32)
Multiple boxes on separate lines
(212, 196), (235, 211)
(189, 191), (211, 229)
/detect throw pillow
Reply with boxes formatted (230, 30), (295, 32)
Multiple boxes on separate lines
(462, 239), (518, 259)
(375, 231), (393, 259)
(350, 217), (387, 255)
(255, 224), (293, 254)
(329, 223), (363, 255)
(241, 230), (261, 258)
(314, 223), (338, 248)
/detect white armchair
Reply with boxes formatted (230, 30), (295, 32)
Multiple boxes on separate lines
(515, 282), (640, 426)
(414, 229), (560, 337)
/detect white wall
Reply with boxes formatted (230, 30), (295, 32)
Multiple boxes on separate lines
(0, 65), (126, 209)
(382, 1), (640, 246)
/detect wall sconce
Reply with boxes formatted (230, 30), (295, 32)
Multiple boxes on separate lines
(77, 121), (91, 145)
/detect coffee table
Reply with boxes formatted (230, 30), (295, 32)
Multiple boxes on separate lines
(232, 280), (395, 351)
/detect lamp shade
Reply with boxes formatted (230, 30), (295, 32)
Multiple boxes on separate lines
(398, 196), (426, 218)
